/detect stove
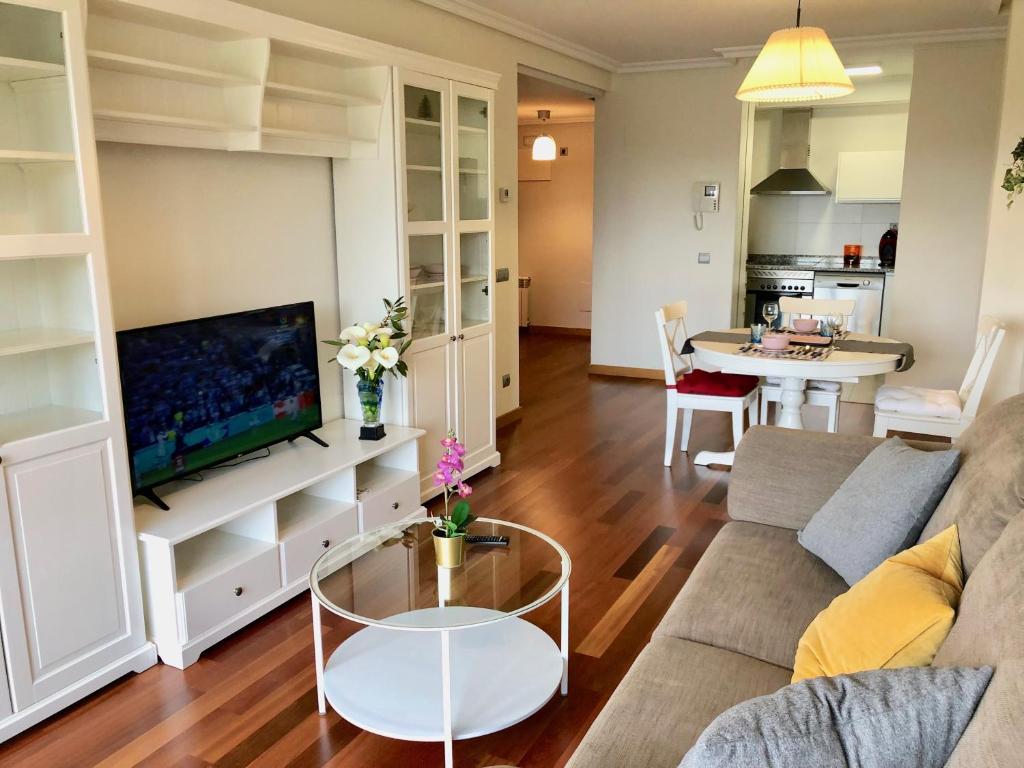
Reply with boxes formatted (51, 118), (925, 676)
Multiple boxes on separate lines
(744, 268), (814, 328)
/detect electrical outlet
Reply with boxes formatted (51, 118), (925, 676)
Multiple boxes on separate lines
(698, 252), (711, 264)
(495, 267), (510, 283)
(559, 147), (569, 157)
(502, 374), (511, 388)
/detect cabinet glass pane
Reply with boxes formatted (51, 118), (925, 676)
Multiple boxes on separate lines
(404, 85), (444, 223)
(408, 235), (447, 339)
(460, 232), (490, 329)
(457, 96), (489, 221)
(0, 255), (102, 443)
(0, 2), (83, 235)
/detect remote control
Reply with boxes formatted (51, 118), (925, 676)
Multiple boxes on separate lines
(465, 535), (510, 546)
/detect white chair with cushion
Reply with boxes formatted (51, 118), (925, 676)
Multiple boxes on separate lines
(656, 301), (759, 467)
(873, 316), (1005, 441)
(759, 297), (855, 433)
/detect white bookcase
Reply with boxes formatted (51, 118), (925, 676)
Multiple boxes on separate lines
(133, 419), (424, 668)
(0, 0), (154, 743)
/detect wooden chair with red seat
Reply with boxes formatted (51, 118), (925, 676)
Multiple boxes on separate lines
(656, 301), (759, 467)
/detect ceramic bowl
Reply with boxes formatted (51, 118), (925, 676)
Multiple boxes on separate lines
(409, 265), (425, 279)
(423, 262), (445, 276)
(761, 333), (790, 351)
(793, 318), (819, 333)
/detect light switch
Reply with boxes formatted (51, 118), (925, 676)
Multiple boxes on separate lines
(698, 252), (711, 264)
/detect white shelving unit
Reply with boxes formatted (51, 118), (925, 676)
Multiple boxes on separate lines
(135, 418), (424, 668)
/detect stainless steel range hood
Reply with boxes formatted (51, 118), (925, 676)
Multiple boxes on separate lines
(751, 109), (830, 196)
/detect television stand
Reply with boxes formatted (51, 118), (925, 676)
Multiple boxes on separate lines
(138, 488), (170, 511)
(289, 430), (329, 448)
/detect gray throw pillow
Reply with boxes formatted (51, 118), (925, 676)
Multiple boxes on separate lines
(798, 437), (960, 585)
(680, 666), (993, 768)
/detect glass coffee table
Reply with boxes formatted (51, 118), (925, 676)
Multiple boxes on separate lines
(310, 518), (571, 768)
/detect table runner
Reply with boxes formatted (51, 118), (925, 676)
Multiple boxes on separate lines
(681, 331), (915, 372)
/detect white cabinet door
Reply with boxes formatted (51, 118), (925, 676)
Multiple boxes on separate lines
(0, 638), (11, 719)
(408, 343), (456, 497)
(835, 150), (905, 203)
(456, 329), (495, 474)
(0, 441), (133, 703)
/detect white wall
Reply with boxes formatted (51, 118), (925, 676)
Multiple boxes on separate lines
(979, 0), (1024, 404)
(591, 65), (747, 370)
(233, 0), (612, 417)
(886, 40), (1006, 390)
(518, 121), (594, 330)
(749, 105), (906, 257)
(97, 143), (345, 422)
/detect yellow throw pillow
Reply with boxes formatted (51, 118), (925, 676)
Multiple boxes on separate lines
(792, 525), (963, 683)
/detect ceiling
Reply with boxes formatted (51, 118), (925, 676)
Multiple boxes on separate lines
(423, 0), (1006, 67)
(517, 73), (595, 122)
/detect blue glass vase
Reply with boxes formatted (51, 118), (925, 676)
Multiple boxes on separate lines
(356, 378), (384, 427)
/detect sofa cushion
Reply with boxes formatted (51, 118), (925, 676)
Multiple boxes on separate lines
(680, 666), (992, 768)
(655, 522), (847, 669)
(565, 637), (791, 768)
(919, 393), (1024, 575)
(945, 661), (1024, 768)
(798, 437), (960, 585)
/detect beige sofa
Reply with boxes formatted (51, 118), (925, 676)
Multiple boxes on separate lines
(567, 394), (1024, 768)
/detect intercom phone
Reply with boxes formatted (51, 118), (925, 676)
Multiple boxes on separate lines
(693, 181), (721, 231)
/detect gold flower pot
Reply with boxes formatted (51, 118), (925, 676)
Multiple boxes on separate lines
(433, 530), (465, 568)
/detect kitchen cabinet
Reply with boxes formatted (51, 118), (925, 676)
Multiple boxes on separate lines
(0, 0), (153, 741)
(835, 150), (905, 203)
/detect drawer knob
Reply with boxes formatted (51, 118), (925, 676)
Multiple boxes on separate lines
(322, 539), (330, 548)
(392, 501), (400, 510)
(233, 587), (244, 597)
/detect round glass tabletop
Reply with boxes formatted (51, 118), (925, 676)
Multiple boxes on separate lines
(310, 518), (571, 631)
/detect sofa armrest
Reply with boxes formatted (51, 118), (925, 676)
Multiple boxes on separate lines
(729, 427), (886, 530)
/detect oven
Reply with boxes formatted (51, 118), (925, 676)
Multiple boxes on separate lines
(744, 269), (815, 329)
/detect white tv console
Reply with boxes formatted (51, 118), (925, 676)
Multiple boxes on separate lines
(134, 418), (425, 668)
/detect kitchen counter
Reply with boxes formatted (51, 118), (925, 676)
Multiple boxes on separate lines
(748, 253), (893, 274)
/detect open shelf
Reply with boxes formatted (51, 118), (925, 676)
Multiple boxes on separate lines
(407, 164), (442, 173)
(411, 280), (445, 291)
(278, 493), (356, 540)
(0, 150), (74, 164)
(87, 50), (257, 87)
(0, 405), (102, 446)
(461, 275), (488, 284)
(261, 126), (349, 143)
(0, 56), (64, 83)
(174, 529), (276, 591)
(458, 168), (486, 176)
(93, 108), (255, 133)
(0, 327), (94, 357)
(265, 81), (377, 107)
(458, 125), (487, 135)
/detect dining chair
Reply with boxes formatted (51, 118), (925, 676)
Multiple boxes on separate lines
(758, 297), (856, 432)
(656, 301), (759, 466)
(873, 315), (1006, 441)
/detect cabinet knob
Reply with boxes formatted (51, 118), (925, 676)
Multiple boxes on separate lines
(322, 539), (330, 548)
(450, 335), (457, 342)
(458, 333), (465, 340)
(392, 501), (400, 510)
(233, 587), (244, 597)
(482, 285), (489, 296)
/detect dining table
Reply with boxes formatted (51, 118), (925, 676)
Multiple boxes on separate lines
(683, 327), (914, 467)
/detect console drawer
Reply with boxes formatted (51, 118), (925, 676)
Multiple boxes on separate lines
(280, 505), (358, 585)
(357, 469), (420, 531)
(178, 545), (280, 640)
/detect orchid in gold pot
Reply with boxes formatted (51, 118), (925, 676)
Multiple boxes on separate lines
(431, 431), (475, 568)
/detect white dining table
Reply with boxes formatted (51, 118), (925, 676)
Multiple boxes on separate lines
(689, 328), (904, 467)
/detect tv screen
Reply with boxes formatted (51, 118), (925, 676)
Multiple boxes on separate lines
(117, 302), (322, 496)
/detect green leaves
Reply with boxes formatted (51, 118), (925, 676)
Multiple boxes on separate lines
(450, 500), (476, 533)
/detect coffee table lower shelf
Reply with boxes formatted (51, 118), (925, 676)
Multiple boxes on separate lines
(322, 607), (563, 742)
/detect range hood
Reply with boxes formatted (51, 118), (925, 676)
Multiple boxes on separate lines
(751, 109), (830, 196)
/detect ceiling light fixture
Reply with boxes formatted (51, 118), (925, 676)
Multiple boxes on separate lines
(736, 0), (854, 103)
(844, 65), (884, 77)
(531, 110), (556, 161)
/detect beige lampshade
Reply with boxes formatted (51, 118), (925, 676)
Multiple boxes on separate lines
(532, 134), (557, 161)
(736, 26), (854, 103)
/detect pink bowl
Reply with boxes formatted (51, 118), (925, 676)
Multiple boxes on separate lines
(793, 318), (819, 333)
(761, 333), (790, 351)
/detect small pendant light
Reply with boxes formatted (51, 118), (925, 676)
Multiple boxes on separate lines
(736, 0), (854, 103)
(532, 110), (557, 161)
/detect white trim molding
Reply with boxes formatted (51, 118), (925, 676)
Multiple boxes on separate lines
(413, 0), (1009, 75)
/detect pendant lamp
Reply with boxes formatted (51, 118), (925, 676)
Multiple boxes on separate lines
(736, 0), (854, 103)
(532, 110), (557, 161)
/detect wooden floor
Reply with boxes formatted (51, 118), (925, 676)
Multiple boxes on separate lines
(0, 332), (875, 768)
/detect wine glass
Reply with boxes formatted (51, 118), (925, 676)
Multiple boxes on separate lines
(829, 313), (846, 338)
(762, 302), (780, 331)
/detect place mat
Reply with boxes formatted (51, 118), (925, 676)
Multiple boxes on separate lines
(736, 343), (834, 361)
(681, 331), (915, 372)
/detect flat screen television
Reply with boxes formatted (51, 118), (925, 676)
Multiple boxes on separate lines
(116, 302), (323, 508)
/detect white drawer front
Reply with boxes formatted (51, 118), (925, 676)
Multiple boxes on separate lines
(280, 508), (358, 585)
(359, 474), (420, 531)
(179, 547), (280, 640)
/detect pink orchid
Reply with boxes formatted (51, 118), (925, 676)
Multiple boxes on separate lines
(432, 470), (447, 487)
(441, 455), (464, 472)
(457, 482), (473, 497)
(440, 436), (457, 448)
(452, 442), (466, 456)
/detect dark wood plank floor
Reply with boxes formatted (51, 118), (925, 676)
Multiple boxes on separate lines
(0, 332), (874, 768)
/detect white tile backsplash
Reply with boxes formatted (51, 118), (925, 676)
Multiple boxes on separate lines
(749, 196), (899, 256)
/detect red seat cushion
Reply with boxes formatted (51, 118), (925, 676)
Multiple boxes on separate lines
(674, 369), (758, 397)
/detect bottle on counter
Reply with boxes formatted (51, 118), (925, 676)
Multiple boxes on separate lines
(879, 223), (898, 268)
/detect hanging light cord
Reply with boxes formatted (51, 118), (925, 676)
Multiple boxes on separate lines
(796, 0), (802, 27)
